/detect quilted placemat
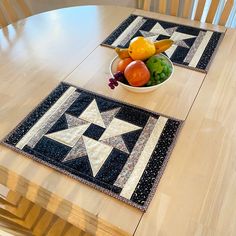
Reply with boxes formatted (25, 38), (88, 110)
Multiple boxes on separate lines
(102, 14), (224, 72)
(1, 82), (183, 211)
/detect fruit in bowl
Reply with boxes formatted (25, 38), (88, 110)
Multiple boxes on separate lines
(108, 36), (174, 93)
(115, 36), (174, 60)
(146, 54), (173, 86)
(124, 60), (150, 87)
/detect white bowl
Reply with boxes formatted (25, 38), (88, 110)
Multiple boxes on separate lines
(109, 54), (174, 93)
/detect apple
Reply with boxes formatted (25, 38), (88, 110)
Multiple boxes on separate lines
(124, 60), (150, 87)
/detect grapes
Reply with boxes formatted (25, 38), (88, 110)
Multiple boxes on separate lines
(113, 71), (123, 80)
(108, 83), (115, 89)
(145, 56), (172, 86)
(163, 65), (168, 73)
(160, 73), (165, 79)
(108, 71), (126, 90)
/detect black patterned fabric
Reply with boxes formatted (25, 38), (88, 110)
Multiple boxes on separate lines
(2, 83), (183, 211)
(102, 14), (223, 72)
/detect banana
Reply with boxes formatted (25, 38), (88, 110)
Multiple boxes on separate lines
(115, 48), (130, 59)
(154, 39), (174, 54)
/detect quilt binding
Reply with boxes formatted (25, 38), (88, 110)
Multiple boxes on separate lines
(0, 81), (184, 212)
(101, 14), (225, 74)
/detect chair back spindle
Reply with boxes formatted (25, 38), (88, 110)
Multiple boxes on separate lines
(159, 0), (168, 14)
(141, 0), (234, 27)
(219, 0), (234, 25)
(170, 0), (180, 16)
(182, 0), (194, 18)
(0, 0), (31, 28)
(195, 0), (206, 21)
(206, 0), (221, 23)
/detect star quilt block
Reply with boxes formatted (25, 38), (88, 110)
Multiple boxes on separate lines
(2, 83), (183, 211)
(102, 14), (223, 72)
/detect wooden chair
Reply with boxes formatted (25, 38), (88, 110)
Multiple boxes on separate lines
(141, 0), (234, 26)
(0, 0), (31, 28)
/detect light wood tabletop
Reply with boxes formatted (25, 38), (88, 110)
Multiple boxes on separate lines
(0, 5), (236, 236)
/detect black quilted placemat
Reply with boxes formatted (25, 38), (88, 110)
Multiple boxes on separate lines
(102, 14), (224, 72)
(1, 82), (183, 211)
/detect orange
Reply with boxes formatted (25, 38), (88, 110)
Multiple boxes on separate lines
(116, 58), (133, 72)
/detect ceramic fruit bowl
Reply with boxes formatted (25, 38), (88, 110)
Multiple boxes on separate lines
(109, 53), (174, 93)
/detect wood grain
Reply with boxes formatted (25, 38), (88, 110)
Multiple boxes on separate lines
(135, 28), (236, 236)
(206, 0), (220, 23)
(0, 189), (90, 235)
(182, 0), (194, 18)
(219, 0), (234, 25)
(170, 0), (180, 16)
(195, 0), (206, 21)
(140, 0), (230, 26)
(143, 0), (151, 11)
(0, 163), (136, 236)
(1, 0), (18, 23)
(134, 8), (226, 32)
(17, 0), (31, 17)
(0, 0), (31, 28)
(0, 6), (139, 236)
(159, 0), (168, 14)
(65, 46), (204, 120)
(0, 5), (135, 138)
(0, 5), (233, 236)
(0, 8), (8, 28)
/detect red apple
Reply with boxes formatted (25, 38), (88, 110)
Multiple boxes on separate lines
(124, 60), (150, 87)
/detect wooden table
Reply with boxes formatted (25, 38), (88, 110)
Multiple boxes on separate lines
(0, 5), (236, 236)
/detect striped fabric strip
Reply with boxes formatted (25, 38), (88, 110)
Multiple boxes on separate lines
(188, 31), (213, 67)
(27, 92), (80, 148)
(120, 117), (168, 199)
(114, 116), (158, 188)
(111, 16), (146, 47)
(184, 31), (206, 64)
(16, 87), (78, 149)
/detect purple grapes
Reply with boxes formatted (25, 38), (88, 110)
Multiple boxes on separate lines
(108, 71), (126, 90)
